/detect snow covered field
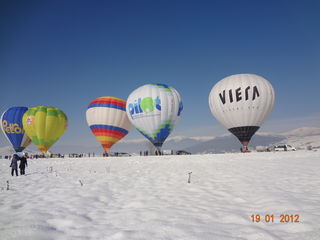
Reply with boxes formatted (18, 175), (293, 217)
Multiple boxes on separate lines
(0, 151), (319, 240)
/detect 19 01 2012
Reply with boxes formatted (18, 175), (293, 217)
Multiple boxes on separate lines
(251, 214), (300, 223)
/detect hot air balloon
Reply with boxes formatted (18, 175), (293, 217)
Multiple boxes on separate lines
(22, 106), (68, 153)
(126, 83), (183, 150)
(1, 107), (32, 152)
(86, 97), (132, 153)
(208, 74), (275, 151)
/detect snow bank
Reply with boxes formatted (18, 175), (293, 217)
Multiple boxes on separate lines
(0, 151), (319, 239)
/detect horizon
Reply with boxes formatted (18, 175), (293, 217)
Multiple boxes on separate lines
(1, 0), (320, 153)
(1, 125), (319, 155)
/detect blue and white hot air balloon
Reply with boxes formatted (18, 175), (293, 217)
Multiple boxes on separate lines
(126, 83), (183, 150)
(1, 106), (32, 152)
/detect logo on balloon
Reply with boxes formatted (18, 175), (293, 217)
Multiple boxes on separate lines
(219, 85), (260, 105)
(25, 116), (34, 125)
(2, 120), (24, 134)
(128, 96), (161, 119)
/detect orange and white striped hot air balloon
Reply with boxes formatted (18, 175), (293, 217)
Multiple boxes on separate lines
(86, 97), (132, 152)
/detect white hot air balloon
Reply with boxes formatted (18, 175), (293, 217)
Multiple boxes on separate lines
(126, 83), (183, 150)
(209, 74), (275, 150)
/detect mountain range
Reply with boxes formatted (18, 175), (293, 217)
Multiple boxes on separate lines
(116, 127), (320, 154)
(0, 127), (319, 156)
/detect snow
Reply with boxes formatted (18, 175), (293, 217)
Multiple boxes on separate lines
(1, 151), (320, 240)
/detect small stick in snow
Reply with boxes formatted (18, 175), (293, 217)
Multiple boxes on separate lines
(188, 172), (192, 183)
(6, 180), (9, 190)
(79, 180), (83, 186)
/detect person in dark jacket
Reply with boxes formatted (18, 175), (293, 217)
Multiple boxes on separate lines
(19, 153), (28, 175)
(10, 154), (20, 176)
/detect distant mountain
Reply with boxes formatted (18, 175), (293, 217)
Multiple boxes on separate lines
(282, 127), (320, 137)
(185, 134), (285, 154)
(111, 136), (214, 154)
(186, 127), (320, 154)
(1, 127), (319, 156)
(279, 127), (320, 150)
(108, 127), (320, 154)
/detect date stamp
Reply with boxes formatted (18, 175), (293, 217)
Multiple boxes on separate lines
(251, 214), (300, 223)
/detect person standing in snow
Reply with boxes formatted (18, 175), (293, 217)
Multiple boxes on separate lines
(10, 153), (20, 176)
(19, 153), (28, 175)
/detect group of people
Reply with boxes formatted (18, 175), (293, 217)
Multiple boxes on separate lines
(10, 152), (28, 176)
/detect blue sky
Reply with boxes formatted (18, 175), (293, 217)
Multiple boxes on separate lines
(1, 0), (320, 151)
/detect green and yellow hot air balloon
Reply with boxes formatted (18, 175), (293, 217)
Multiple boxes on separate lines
(22, 106), (68, 153)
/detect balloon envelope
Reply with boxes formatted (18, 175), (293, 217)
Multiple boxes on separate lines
(1, 107), (32, 152)
(22, 106), (68, 153)
(86, 97), (132, 152)
(209, 74), (275, 146)
(126, 83), (183, 149)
